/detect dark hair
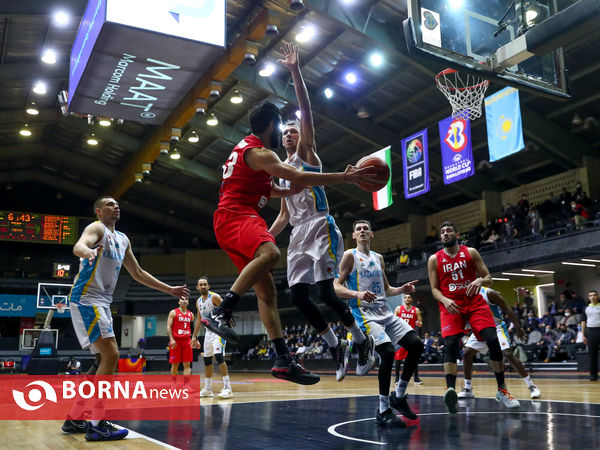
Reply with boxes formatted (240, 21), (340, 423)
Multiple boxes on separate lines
(283, 119), (300, 130)
(353, 219), (372, 231)
(440, 221), (457, 232)
(589, 290), (598, 295)
(93, 195), (114, 214)
(198, 276), (209, 283)
(250, 101), (281, 134)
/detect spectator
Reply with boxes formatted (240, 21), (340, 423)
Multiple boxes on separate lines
(525, 325), (543, 361)
(517, 194), (530, 217)
(482, 229), (500, 245)
(570, 292), (587, 314)
(246, 345), (258, 360)
(557, 293), (568, 315)
(554, 324), (577, 361)
(558, 309), (578, 328)
(547, 297), (559, 316)
(523, 311), (540, 331)
(528, 207), (543, 236)
(398, 249), (410, 269)
(66, 357), (81, 375)
(296, 341), (307, 356)
(559, 187), (572, 209)
(570, 200), (589, 229)
(540, 326), (557, 362)
(540, 312), (556, 328)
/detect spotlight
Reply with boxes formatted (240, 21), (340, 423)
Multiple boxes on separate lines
(142, 163), (151, 175)
(87, 135), (99, 145)
(188, 131), (199, 143)
(53, 11), (70, 27)
(195, 98), (208, 115)
(230, 90), (243, 104)
(290, 0), (304, 11)
(206, 114), (218, 126)
(134, 173), (143, 183)
(296, 25), (315, 43)
(258, 63), (275, 77)
(323, 88), (334, 99)
(571, 113), (583, 126)
(209, 89), (220, 98)
(169, 136), (181, 159)
(243, 52), (256, 65)
(26, 104), (39, 115)
(33, 81), (47, 95)
(160, 141), (170, 155)
(41, 49), (57, 64)
(525, 8), (538, 26)
(369, 52), (384, 68)
(357, 106), (370, 119)
(98, 117), (112, 127)
(345, 72), (357, 84)
(169, 148), (181, 160)
(209, 81), (222, 98)
(19, 125), (32, 137)
(266, 24), (279, 36)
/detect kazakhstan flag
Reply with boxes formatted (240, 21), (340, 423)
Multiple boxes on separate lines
(484, 87), (524, 162)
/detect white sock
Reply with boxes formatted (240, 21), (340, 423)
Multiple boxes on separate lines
(322, 328), (339, 348)
(205, 378), (212, 390)
(464, 379), (472, 389)
(222, 375), (231, 389)
(395, 379), (409, 398)
(523, 375), (534, 388)
(379, 394), (390, 413)
(348, 323), (366, 344)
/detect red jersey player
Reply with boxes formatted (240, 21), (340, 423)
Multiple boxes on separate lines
(167, 297), (195, 389)
(427, 221), (519, 413)
(393, 294), (423, 384)
(202, 101), (378, 385)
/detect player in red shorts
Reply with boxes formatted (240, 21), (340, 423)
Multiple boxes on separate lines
(393, 294), (423, 385)
(202, 100), (377, 385)
(427, 221), (519, 413)
(167, 297), (195, 390)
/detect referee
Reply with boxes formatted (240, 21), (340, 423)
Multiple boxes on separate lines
(582, 290), (600, 381)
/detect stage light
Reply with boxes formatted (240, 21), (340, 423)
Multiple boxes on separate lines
(230, 90), (243, 104)
(324, 88), (333, 99)
(41, 49), (57, 64)
(188, 131), (199, 143)
(33, 81), (47, 95)
(206, 114), (218, 126)
(259, 63), (275, 77)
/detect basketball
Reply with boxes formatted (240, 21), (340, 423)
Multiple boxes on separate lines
(355, 156), (390, 192)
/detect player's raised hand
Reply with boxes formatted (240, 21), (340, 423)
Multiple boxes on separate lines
(400, 280), (419, 294)
(172, 285), (190, 300)
(443, 297), (462, 314)
(277, 41), (299, 69)
(358, 290), (377, 302)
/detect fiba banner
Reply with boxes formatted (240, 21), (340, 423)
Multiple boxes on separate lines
(401, 129), (430, 199)
(68, 0), (225, 124)
(484, 87), (525, 162)
(438, 116), (474, 184)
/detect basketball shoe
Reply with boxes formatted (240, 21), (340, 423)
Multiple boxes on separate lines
(199, 387), (214, 397)
(85, 421), (128, 441)
(496, 387), (520, 408)
(457, 387), (475, 399)
(330, 339), (349, 382)
(218, 387), (233, 399)
(62, 419), (88, 433)
(356, 335), (376, 376)
(271, 355), (320, 385)
(376, 409), (406, 427)
(444, 387), (459, 414)
(529, 384), (541, 399)
(200, 308), (239, 345)
(389, 391), (417, 419)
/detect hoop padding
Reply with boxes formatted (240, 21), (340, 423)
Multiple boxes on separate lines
(435, 69), (490, 120)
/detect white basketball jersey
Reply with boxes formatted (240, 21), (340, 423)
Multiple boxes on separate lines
(70, 222), (128, 305)
(480, 287), (503, 326)
(346, 249), (386, 310)
(198, 291), (217, 320)
(282, 153), (329, 226)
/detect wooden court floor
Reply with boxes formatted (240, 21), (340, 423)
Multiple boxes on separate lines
(1, 373), (599, 449)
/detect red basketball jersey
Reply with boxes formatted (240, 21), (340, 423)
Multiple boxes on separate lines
(172, 308), (194, 339)
(397, 304), (418, 329)
(218, 135), (273, 214)
(435, 245), (479, 304)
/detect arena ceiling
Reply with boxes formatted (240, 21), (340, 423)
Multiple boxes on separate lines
(1, 0), (599, 248)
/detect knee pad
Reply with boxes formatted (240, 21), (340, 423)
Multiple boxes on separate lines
(480, 327), (503, 361)
(203, 357), (213, 366)
(214, 353), (225, 365)
(444, 335), (460, 363)
(290, 283), (328, 332)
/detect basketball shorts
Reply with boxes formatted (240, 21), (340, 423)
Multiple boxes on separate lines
(287, 214), (343, 286)
(351, 305), (413, 349)
(465, 322), (511, 354)
(70, 302), (115, 350)
(213, 207), (276, 272)
(169, 338), (193, 364)
(439, 294), (496, 339)
(203, 330), (226, 357)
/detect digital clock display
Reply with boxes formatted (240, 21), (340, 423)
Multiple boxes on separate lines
(0, 211), (79, 245)
(53, 263), (72, 279)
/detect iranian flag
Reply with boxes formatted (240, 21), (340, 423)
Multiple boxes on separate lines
(372, 146), (393, 211)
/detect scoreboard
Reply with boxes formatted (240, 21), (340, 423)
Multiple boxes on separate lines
(0, 211), (79, 245)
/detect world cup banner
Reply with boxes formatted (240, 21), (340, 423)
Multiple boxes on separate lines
(438, 116), (474, 184)
(401, 129), (430, 199)
(0, 375), (201, 420)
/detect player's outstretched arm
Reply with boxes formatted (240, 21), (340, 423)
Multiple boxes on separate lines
(122, 242), (190, 299)
(427, 254), (461, 314)
(334, 252), (377, 302)
(73, 222), (105, 262)
(466, 248), (493, 296)
(488, 289), (527, 341)
(379, 254), (418, 297)
(245, 147), (379, 187)
(278, 42), (318, 166)
(269, 198), (290, 238)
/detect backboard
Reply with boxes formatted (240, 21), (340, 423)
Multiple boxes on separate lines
(403, 0), (595, 98)
(20, 328), (59, 351)
(37, 282), (73, 311)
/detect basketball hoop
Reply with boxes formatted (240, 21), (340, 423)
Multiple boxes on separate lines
(435, 68), (490, 121)
(56, 303), (66, 314)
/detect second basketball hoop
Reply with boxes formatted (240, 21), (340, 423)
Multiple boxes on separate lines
(435, 68), (489, 121)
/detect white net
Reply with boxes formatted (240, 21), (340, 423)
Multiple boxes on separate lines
(435, 69), (490, 120)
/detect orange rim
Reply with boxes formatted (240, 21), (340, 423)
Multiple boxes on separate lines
(435, 68), (489, 92)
